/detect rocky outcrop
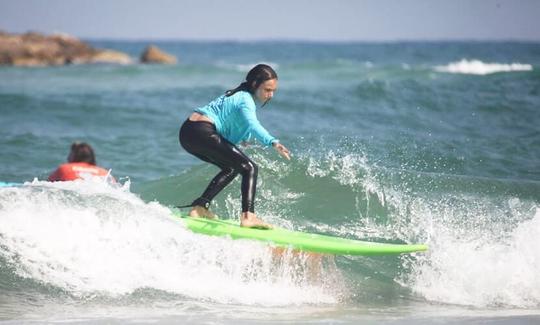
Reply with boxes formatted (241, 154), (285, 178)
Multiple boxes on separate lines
(140, 45), (177, 64)
(0, 31), (132, 66)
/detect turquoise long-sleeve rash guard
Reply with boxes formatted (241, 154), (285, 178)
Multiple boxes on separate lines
(194, 91), (278, 147)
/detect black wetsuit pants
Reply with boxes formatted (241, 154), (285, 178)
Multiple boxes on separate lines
(179, 119), (257, 213)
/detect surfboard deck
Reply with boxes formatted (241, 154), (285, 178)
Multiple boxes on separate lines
(174, 212), (428, 255)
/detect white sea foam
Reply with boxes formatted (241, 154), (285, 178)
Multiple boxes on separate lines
(302, 150), (540, 308)
(0, 180), (340, 306)
(409, 200), (540, 308)
(435, 59), (533, 75)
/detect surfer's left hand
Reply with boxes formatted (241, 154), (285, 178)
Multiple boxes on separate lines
(273, 142), (291, 160)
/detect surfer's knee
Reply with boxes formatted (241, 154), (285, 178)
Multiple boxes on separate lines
(239, 160), (258, 178)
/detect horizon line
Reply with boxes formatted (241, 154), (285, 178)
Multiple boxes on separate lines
(83, 37), (540, 44)
(3, 29), (540, 44)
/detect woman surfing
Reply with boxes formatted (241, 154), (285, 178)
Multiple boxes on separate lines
(178, 64), (290, 229)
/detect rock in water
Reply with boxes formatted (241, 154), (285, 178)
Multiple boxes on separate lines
(140, 45), (177, 64)
(0, 31), (132, 66)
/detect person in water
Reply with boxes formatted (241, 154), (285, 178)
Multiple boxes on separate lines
(48, 142), (114, 182)
(179, 64), (290, 229)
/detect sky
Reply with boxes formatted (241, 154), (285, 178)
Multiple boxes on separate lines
(1, 0), (539, 41)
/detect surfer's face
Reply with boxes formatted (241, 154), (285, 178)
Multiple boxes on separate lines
(254, 79), (277, 104)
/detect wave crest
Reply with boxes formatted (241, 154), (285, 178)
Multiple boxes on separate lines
(435, 59), (533, 75)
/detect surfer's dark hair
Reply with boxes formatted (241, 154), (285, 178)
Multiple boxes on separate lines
(68, 142), (96, 165)
(225, 64), (278, 97)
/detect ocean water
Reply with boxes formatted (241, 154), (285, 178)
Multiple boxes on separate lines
(0, 41), (539, 324)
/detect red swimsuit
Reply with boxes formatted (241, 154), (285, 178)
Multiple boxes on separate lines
(48, 162), (111, 181)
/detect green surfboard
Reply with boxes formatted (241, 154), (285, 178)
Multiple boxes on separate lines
(174, 212), (428, 255)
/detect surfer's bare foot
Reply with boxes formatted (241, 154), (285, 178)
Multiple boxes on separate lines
(189, 206), (216, 219)
(240, 212), (272, 229)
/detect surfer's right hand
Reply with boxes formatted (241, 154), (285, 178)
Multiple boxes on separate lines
(273, 142), (291, 160)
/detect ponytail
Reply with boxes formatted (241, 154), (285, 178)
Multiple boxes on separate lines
(225, 81), (250, 97)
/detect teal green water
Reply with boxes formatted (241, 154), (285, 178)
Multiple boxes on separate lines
(0, 41), (539, 323)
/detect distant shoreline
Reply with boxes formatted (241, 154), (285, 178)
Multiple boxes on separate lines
(0, 31), (177, 66)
